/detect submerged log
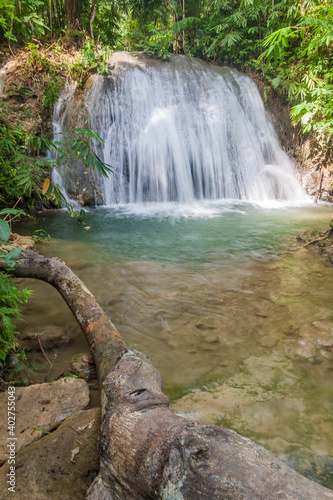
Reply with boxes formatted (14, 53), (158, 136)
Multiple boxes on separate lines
(1, 249), (333, 499)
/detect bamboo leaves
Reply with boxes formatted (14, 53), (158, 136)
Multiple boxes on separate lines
(260, 4), (333, 142)
(55, 128), (113, 178)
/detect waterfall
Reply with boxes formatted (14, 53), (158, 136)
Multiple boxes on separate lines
(55, 52), (306, 205)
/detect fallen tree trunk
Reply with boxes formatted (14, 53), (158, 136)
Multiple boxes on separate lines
(1, 249), (333, 499)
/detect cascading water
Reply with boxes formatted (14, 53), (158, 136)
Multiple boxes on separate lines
(54, 52), (306, 205)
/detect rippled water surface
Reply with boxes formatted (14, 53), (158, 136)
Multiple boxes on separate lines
(18, 201), (333, 487)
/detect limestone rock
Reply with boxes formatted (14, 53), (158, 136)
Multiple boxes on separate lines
(0, 407), (101, 499)
(297, 229), (320, 243)
(0, 233), (34, 252)
(0, 378), (90, 464)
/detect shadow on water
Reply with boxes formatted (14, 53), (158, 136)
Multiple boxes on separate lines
(16, 201), (333, 488)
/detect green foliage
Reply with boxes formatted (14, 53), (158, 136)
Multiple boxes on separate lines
(53, 127), (112, 178)
(67, 39), (112, 87)
(0, 217), (31, 365)
(172, 16), (201, 35)
(0, 219), (10, 245)
(136, 24), (173, 59)
(43, 78), (63, 109)
(71, 128), (113, 177)
(8, 350), (43, 385)
(0, 112), (50, 207)
(33, 229), (51, 242)
(260, 3), (333, 154)
(0, 0), (48, 43)
(0, 93), (111, 207)
(32, 426), (51, 434)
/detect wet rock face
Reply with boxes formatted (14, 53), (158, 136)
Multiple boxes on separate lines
(51, 79), (102, 207)
(0, 377), (90, 463)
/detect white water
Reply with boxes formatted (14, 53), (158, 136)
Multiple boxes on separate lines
(77, 52), (306, 205)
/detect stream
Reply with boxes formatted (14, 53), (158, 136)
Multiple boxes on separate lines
(17, 200), (333, 488)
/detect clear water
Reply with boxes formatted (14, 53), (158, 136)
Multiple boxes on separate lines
(18, 201), (333, 488)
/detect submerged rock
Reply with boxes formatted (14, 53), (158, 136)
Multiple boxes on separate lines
(297, 226), (333, 265)
(285, 449), (333, 490)
(196, 317), (219, 330)
(19, 324), (71, 351)
(0, 377), (90, 463)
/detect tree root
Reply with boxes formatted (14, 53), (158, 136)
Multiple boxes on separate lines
(304, 229), (332, 248)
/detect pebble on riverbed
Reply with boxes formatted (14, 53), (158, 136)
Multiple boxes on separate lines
(71, 353), (97, 381)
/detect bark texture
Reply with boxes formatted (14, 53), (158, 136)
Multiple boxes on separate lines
(64, 0), (81, 27)
(2, 249), (333, 499)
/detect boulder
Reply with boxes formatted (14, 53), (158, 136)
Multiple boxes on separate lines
(0, 407), (101, 499)
(0, 378), (90, 463)
(0, 233), (34, 252)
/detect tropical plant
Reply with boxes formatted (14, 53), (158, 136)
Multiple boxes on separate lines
(67, 38), (112, 86)
(0, 212), (31, 366)
(260, 2), (333, 160)
(0, 0), (48, 43)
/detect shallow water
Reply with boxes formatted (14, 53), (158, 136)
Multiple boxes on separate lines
(17, 200), (333, 487)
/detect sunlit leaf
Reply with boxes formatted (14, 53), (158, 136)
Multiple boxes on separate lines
(42, 178), (50, 195)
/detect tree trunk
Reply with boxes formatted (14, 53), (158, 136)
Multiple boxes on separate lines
(1, 249), (333, 499)
(64, 0), (81, 28)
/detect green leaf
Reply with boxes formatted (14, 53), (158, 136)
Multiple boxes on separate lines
(32, 426), (51, 434)
(0, 208), (26, 217)
(5, 246), (21, 262)
(0, 219), (10, 244)
(74, 128), (105, 144)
